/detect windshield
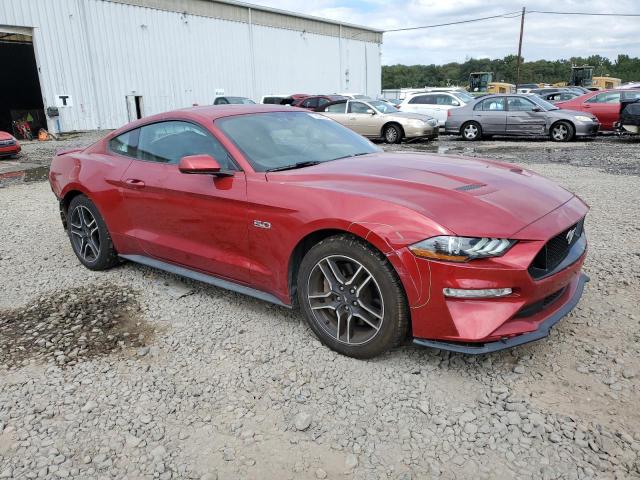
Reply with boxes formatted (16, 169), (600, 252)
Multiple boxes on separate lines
(453, 91), (474, 102)
(216, 112), (380, 172)
(369, 100), (399, 114)
(226, 97), (255, 104)
(529, 95), (558, 111)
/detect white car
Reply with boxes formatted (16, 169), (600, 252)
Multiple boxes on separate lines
(337, 93), (371, 100)
(398, 90), (474, 127)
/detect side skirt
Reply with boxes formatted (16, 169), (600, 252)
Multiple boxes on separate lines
(119, 254), (291, 309)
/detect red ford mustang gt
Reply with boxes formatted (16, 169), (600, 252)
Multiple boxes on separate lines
(49, 105), (588, 358)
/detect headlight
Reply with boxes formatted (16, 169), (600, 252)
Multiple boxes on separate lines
(574, 115), (593, 122)
(408, 236), (515, 262)
(427, 118), (438, 127)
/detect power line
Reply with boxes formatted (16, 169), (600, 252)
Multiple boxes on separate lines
(529, 10), (640, 17)
(383, 9), (640, 33)
(384, 11), (521, 33)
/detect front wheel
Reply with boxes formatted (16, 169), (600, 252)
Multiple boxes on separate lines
(297, 235), (409, 359)
(67, 195), (120, 270)
(461, 121), (482, 141)
(383, 124), (402, 144)
(550, 121), (575, 142)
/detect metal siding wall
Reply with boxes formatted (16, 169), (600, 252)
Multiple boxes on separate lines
(0, 0), (98, 132)
(1, 0), (382, 131)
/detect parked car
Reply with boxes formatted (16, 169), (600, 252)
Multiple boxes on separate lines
(445, 94), (599, 142)
(537, 91), (581, 103)
(529, 88), (563, 96)
(555, 89), (640, 130)
(0, 131), (21, 158)
(618, 97), (640, 134)
(337, 93), (371, 100)
(293, 95), (346, 110)
(280, 94), (309, 106)
(260, 94), (289, 105)
(516, 83), (540, 94)
(316, 99), (438, 143)
(213, 96), (255, 105)
(48, 104), (589, 358)
(398, 90), (474, 127)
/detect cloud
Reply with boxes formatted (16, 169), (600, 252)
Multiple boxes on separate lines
(249, 0), (640, 65)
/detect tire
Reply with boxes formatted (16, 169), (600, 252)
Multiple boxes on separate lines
(383, 124), (402, 144)
(67, 195), (119, 271)
(550, 121), (575, 142)
(296, 234), (409, 359)
(461, 121), (482, 141)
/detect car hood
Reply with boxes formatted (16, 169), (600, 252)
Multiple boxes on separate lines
(0, 131), (14, 141)
(269, 152), (575, 238)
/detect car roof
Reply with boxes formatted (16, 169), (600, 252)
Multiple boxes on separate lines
(108, 105), (304, 137)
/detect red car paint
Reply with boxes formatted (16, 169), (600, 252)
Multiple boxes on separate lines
(0, 130), (21, 157)
(555, 89), (640, 130)
(48, 105), (588, 347)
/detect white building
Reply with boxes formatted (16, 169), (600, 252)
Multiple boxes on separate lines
(0, 0), (382, 133)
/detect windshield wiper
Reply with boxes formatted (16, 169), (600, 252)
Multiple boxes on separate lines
(266, 160), (322, 172)
(330, 152), (372, 161)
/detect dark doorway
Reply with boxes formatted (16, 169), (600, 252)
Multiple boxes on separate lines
(0, 35), (45, 136)
(126, 95), (144, 121)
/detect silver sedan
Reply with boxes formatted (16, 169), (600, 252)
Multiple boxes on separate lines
(445, 94), (600, 142)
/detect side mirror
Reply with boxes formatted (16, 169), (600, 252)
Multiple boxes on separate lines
(451, 100), (460, 106)
(179, 154), (231, 176)
(532, 106), (542, 112)
(366, 108), (375, 115)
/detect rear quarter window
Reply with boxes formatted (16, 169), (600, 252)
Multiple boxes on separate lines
(109, 129), (139, 157)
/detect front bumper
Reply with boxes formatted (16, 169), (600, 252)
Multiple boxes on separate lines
(404, 124), (439, 139)
(0, 143), (20, 157)
(574, 121), (600, 137)
(414, 273), (588, 354)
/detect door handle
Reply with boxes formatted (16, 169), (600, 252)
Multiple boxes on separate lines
(349, 117), (356, 120)
(125, 178), (145, 188)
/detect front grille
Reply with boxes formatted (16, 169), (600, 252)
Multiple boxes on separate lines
(528, 218), (584, 280)
(515, 288), (565, 318)
(0, 139), (16, 146)
(455, 183), (485, 192)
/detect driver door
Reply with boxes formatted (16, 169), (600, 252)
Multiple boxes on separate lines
(117, 120), (251, 283)
(506, 96), (546, 135)
(345, 101), (378, 137)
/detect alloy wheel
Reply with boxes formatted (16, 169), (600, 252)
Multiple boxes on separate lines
(69, 205), (101, 262)
(385, 127), (398, 142)
(307, 255), (384, 345)
(552, 124), (568, 141)
(463, 123), (478, 139)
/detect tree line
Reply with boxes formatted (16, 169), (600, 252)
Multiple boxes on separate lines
(382, 54), (640, 89)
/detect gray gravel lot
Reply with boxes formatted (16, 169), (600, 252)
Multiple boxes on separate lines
(0, 133), (639, 479)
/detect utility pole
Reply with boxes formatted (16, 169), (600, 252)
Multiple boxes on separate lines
(515, 7), (526, 90)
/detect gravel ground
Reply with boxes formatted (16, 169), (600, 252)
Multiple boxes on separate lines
(0, 132), (639, 479)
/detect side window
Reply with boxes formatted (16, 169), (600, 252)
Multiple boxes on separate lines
(325, 102), (346, 113)
(586, 92), (621, 104)
(408, 95), (436, 105)
(622, 91), (640, 101)
(302, 98), (319, 108)
(435, 95), (455, 106)
(349, 101), (371, 114)
(137, 121), (234, 169)
(109, 129), (139, 157)
(215, 97), (229, 105)
(318, 98), (330, 107)
(475, 98), (506, 111)
(507, 97), (536, 111)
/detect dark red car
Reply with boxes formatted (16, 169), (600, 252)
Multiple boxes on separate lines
(49, 105), (589, 358)
(0, 131), (21, 157)
(555, 89), (640, 130)
(293, 95), (347, 110)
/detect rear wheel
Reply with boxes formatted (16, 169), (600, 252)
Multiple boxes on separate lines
(550, 121), (575, 142)
(297, 235), (409, 359)
(67, 195), (119, 270)
(461, 121), (481, 141)
(383, 124), (402, 144)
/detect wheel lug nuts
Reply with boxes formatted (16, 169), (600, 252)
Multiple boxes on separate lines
(352, 301), (357, 306)
(339, 286), (344, 291)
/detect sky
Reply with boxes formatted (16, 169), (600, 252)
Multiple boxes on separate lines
(247, 0), (640, 65)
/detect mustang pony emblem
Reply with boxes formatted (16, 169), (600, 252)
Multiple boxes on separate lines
(566, 227), (576, 244)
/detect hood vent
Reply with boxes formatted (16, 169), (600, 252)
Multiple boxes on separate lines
(455, 183), (485, 192)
